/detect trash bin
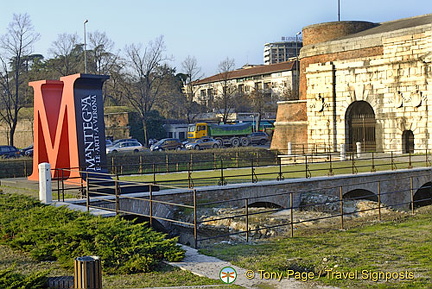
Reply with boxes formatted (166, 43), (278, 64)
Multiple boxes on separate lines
(74, 256), (102, 289)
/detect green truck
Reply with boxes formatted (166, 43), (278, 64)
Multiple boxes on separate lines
(187, 122), (253, 147)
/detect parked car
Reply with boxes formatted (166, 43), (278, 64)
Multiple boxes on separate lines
(185, 137), (220, 150)
(112, 138), (138, 146)
(20, 144), (34, 157)
(106, 141), (145, 154)
(248, 132), (270, 145)
(0, 145), (21, 159)
(150, 138), (183, 151)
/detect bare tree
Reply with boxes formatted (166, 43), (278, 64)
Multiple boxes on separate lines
(181, 55), (204, 123)
(0, 13), (39, 146)
(122, 36), (172, 145)
(213, 57), (237, 124)
(88, 31), (120, 74)
(48, 33), (81, 76)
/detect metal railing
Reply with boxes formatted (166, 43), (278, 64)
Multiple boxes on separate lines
(51, 167), (432, 249)
(194, 173), (432, 246)
(113, 151), (431, 188)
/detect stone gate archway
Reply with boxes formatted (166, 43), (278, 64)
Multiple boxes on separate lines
(346, 101), (376, 152)
(402, 130), (414, 153)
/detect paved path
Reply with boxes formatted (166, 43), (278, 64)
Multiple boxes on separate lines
(167, 245), (338, 289)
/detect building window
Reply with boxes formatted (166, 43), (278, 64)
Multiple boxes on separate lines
(238, 84), (244, 94)
(200, 89), (207, 98)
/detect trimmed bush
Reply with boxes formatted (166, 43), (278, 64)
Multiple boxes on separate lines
(0, 266), (48, 289)
(0, 193), (184, 274)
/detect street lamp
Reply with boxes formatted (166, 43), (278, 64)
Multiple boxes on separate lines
(84, 20), (88, 73)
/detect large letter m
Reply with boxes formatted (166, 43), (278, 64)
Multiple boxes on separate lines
(28, 74), (109, 182)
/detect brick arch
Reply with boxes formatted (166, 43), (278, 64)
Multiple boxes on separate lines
(413, 182), (432, 208)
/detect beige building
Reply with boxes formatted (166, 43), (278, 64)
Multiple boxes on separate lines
(192, 61), (298, 106)
(272, 13), (432, 154)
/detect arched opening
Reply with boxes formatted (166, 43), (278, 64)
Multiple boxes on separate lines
(122, 215), (169, 233)
(413, 182), (432, 208)
(248, 201), (283, 209)
(402, 130), (414, 153)
(346, 101), (376, 152)
(343, 189), (378, 202)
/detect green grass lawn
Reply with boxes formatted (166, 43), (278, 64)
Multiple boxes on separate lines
(200, 205), (432, 289)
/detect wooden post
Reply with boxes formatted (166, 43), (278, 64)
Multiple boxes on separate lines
(74, 256), (102, 289)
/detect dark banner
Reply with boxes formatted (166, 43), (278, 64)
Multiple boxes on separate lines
(73, 74), (110, 175)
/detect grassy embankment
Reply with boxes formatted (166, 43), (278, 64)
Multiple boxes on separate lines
(201, 205), (432, 289)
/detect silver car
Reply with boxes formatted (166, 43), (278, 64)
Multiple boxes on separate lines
(185, 137), (220, 150)
(106, 141), (145, 154)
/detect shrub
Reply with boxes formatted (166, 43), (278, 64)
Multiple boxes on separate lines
(0, 266), (48, 289)
(0, 193), (184, 273)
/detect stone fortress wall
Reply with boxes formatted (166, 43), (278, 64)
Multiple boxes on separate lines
(272, 14), (432, 153)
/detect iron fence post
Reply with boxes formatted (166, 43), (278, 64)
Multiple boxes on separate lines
(111, 156), (114, 174)
(245, 198), (249, 242)
(371, 152), (376, 172)
(193, 189), (198, 249)
(80, 172), (85, 199)
(61, 169), (65, 201)
(166, 154), (169, 173)
(410, 176), (414, 215)
(339, 186), (344, 230)
(218, 158), (226, 186)
(115, 175), (120, 215)
(56, 169), (60, 201)
(251, 159), (258, 183)
(86, 172), (90, 212)
(351, 152), (358, 174)
(188, 160), (194, 188)
(377, 181), (381, 221)
(149, 185), (153, 227)
(152, 163), (156, 184)
(290, 191), (294, 237)
(391, 152), (397, 170)
(408, 152), (413, 169)
(328, 153), (334, 176)
(305, 155), (311, 178)
(426, 149), (431, 166)
(277, 157), (284, 181)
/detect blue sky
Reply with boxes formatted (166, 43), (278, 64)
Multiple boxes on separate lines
(0, 0), (430, 77)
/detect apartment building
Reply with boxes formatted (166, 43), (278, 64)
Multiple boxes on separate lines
(191, 61), (298, 107)
(264, 39), (303, 65)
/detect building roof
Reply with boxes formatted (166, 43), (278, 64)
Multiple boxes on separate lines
(338, 13), (432, 41)
(194, 61), (296, 85)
